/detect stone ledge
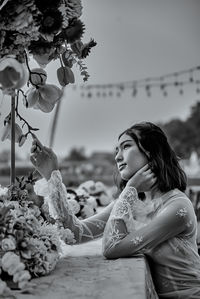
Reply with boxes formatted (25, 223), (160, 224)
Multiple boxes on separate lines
(13, 255), (158, 299)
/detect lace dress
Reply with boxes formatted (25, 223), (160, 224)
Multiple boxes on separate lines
(102, 186), (200, 299)
(34, 170), (200, 299)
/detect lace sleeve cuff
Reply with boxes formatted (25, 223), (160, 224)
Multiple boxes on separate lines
(119, 186), (138, 204)
(34, 178), (49, 197)
(33, 170), (63, 197)
(48, 170), (63, 185)
(110, 187), (147, 233)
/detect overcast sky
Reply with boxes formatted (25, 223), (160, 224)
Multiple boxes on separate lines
(0, 0), (200, 158)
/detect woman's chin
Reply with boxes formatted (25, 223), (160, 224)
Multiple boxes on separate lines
(120, 173), (132, 181)
(120, 170), (136, 181)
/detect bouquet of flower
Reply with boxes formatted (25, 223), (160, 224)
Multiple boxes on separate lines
(0, 175), (76, 295)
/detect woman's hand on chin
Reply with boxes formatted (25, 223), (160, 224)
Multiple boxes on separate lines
(126, 164), (157, 192)
(30, 135), (58, 180)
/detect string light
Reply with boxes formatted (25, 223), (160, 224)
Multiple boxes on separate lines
(77, 66), (200, 98)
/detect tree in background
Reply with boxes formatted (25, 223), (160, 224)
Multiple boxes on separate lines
(0, 150), (22, 163)
(186, 101), (200, 155)
(65, 147), (87, 161)
(159, 101), (200, 159)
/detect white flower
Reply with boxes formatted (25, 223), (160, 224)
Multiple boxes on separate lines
(1, 236), (16, 251)
(0, 56), (28, 94)
(1, 252), (21, 272)
(0, 186), (8, 197)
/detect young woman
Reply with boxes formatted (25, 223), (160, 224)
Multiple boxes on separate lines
(30, 122), (200, 298)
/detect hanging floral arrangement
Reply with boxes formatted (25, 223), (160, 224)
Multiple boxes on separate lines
(0, 0), (96, 295)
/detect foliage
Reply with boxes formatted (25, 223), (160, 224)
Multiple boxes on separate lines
(65, 147), (87, 161)
(159, 101), (200, 159)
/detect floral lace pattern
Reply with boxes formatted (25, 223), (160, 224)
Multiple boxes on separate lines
(103, 189), (200, 298)
(102, 187), (144, 252)
(131, 236), (143, 245)
(176, 207), (188, 217)
(34, 170), (113, 243)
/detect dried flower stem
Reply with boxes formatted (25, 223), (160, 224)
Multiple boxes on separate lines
(24, 51), (44, 88)
(16, 90), (39, 137)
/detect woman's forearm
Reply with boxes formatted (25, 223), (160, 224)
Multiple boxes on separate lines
(34, 170), (115, 243)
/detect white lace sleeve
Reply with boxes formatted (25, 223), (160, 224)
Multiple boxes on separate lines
(103, 190), (192, 259)
(102, 186), (147, 253)
(34, 170), (114, 243)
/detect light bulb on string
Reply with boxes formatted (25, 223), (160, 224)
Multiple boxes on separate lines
(96, 91), (101, 97)
(119, 84), (125, 92)
(173, 72), (180, 90)
(108, 90), (113, 97)
(160, 83), (167, 97)
(132, 86), (137, 97)
(196, 85), (200, 94)
(189, 70), (194, 83)
(163, 90), (168, 97)
(145, 85), (151, 97)
(87, 92), (92, 98)
(178, 82), (184, 95)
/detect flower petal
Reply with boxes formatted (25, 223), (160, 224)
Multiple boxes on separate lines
(34, 84), (62, 113)
(30, 68), (47, 86)
(33, 53), (53, 68)
(1, 122), (10, 142)
(25, 87), (39, 108)
(57, 66), (75, 86)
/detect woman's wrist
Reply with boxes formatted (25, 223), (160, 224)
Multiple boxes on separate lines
(120, 186), (138, 201)
(45, 168), (59, 181)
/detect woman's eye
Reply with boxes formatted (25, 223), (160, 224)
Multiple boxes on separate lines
(123, 144), (130, 149)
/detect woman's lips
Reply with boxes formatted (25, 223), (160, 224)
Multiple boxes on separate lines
(118, 163), (126, 171)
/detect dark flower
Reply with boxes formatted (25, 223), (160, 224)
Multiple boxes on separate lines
(81, 39), (97, 59)
(62, 18), (85, 43)
(28, 39), (53, 55)
(71, 39), (97, 59)
(35, 0), (62, 12)
(39, 9), (63, 35)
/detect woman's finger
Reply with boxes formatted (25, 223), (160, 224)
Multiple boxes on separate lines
(137, 164), (149, 174)
(32, 134), (44, 150)
(144, 168), (152, 175)
(150, 178), (157, 189)
(43, 146), (54, 155)
(30, 145), (36, 153)
(30, 155), (37, 166)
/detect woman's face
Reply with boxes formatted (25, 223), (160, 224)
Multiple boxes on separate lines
(115, 133), (148, 180)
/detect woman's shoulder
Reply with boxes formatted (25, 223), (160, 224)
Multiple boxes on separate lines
(161, 188), (196, 219)
(162, 188), (191, 205)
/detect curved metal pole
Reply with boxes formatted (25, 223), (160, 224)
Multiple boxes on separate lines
(10, 94), (15, 185)
(49, 98), (62, 148)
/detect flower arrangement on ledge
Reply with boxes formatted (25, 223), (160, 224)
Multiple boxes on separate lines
(0, 174), (76, 295)
(0, 0), (97, 296)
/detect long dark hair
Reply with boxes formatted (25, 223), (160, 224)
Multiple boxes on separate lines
(114, 122), (187, 193)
